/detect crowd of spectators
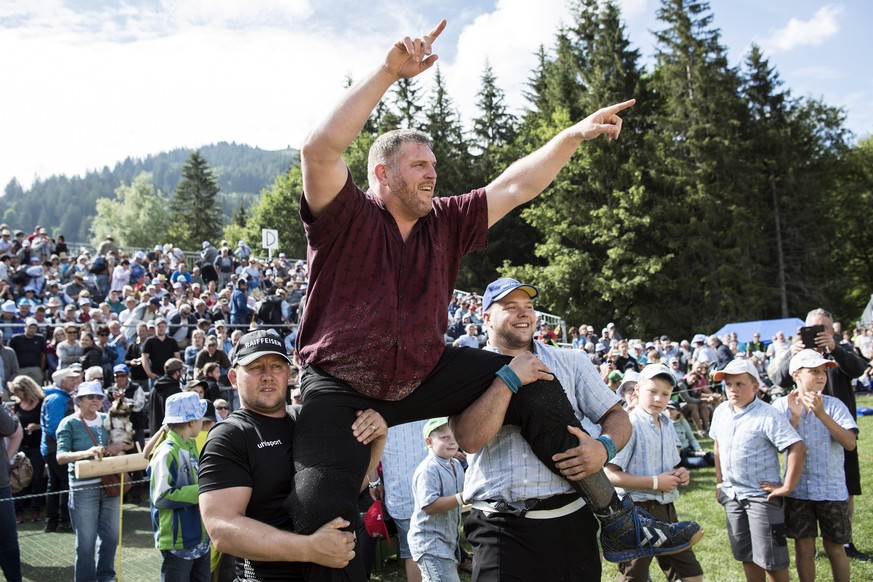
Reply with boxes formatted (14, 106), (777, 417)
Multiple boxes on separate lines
(0, 223), (312, 571)
(4, 221), (873, 579)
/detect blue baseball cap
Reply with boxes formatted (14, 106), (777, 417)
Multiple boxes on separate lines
(482, 278), (538, 312)
(113, 364), (130, 375)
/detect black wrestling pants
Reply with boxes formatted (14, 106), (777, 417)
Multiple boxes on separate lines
(291, 346), (586, 582)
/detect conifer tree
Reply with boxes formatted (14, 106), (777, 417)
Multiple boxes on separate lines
(170, 151), (223, 249)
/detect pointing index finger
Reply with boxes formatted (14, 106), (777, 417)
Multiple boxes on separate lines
(426, 19), (447, 43)
(604, 98), (636, 115)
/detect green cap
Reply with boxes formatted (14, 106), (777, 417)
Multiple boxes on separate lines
(422, 417), (450, 441)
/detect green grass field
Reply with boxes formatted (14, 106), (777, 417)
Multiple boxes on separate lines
(16, 394), (873, 581)
(368, 393), (873, 582)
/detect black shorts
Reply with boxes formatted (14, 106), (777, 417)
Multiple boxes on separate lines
(784, 498), (852, 544)
(464, 504), (600, 582)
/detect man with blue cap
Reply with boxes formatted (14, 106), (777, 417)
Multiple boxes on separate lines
(459, 278), (701, 580)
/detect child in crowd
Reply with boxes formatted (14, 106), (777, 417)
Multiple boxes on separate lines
(616, 370), (640, 411)
(605, 364), (704, 582)
(408, 417), (466, 582)
(709, 359), (805, 582)
(148, 392), (210, 581)
(667, 402), (714, 469)
(773, 349), (857, 582)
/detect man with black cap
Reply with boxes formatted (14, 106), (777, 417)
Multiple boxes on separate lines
(199, 330), (388, 579)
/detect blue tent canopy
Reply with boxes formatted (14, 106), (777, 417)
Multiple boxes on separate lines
(713, 318), (805, 344)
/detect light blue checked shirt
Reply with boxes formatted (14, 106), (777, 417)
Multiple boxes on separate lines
(463, 342), (620, 504)
(408, 452), (465, 562)
(610, 407), (682, 504)
(772, 394), (857, 501)
(381, 420), (428, 520)
(709, 397), (801, 500)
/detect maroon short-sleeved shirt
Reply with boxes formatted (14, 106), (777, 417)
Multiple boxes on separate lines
(297, 171), (488, 400)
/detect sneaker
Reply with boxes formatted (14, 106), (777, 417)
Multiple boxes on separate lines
(15, 511), (23, 524)
(844, 543), (873, 562)
(43, 522), (58, 533)
(599, 497), (704, 563)
(29, 509), (41, 522)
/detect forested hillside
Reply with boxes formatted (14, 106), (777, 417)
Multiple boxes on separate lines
(1, 142), (297, 243)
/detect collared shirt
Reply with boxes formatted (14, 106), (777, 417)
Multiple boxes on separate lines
(454, 335), (479, 349)
(610, 407), (681, 504)
(408, 452), (465, 561)
(772, 394), (857, 501)
(381, 420), (428, 521)
(298, 170), (488, 400)
(709, 397), (801, 500)
(463, 342), (620, 504)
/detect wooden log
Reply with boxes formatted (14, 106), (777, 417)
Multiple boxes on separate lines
(74, 454), (149, 478)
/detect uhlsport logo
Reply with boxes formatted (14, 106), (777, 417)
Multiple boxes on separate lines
(257, 439), (283, 449)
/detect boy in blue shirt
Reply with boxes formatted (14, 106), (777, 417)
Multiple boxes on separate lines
(710, 359), (806, 582)
(773, 349), (857, 582)
(408, 417), (465, 582)
(148, 391), (210, 581)
(606, 364), (703, 582)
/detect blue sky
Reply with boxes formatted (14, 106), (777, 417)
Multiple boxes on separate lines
(1, 0), (870, 191)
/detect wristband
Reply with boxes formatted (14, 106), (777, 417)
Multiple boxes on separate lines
(455, 493), (464, 507)
(595, 434), (617, 462)
(496, 365), (522, 394)
(368, 478), (381, 489)
(652, 475), (659, 491)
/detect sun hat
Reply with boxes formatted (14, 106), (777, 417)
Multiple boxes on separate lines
(75, 381), (105, 399)
(163, 392), (208, 424)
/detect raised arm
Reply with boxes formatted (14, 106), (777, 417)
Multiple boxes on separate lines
(485, 99), (635, 227)
(301, 20), (446, 218)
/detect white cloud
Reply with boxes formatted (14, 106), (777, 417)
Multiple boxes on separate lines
(0, 5), (386, 189)
(442, 0), (573, 128)
(759, 4), (842, 54)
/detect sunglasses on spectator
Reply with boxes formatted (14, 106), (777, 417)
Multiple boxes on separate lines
(215, 406), (228, 410)
(81, 394), (102, 400)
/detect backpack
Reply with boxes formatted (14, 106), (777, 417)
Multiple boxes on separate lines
(89, 256), (108, 274)
(9, 266), (28, 285)
(257, 296), (282, 325)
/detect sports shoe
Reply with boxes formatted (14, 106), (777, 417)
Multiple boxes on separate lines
(844, 543), (872, 562)
(600, 496), (704, 563)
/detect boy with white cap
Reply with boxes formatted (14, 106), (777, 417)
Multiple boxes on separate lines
(605, 364), (703, 582)
(709, 359), (806, 582)
(148, 391), (210, 580)
(772, 349), (857, 582)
